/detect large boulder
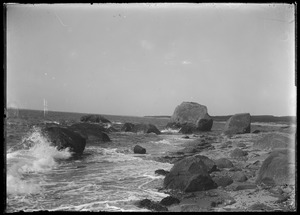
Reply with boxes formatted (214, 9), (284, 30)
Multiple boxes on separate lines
(253, 132), (293, 150)
(169, 102), (213, 132)
(42, 125), (86, 155)
(80, 114), (111, 124)
(163, 156), (217, 192)
(256, 149), (295, 186)
(122, 123), (161, 135)
(68, 123), (111, 142)
(223, 113), (251, 135)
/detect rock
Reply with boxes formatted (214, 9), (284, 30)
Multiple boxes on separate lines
(164, 156), (217, 192)
(42, 125), (86, 155)
(169, 102), (213, 132)
(228, 182), (257, 191)
(230, 148), (248, 158)
(131, 123), (161, 134)
(159, 196), (180, 206)
(182, 135), (190, 139)
(232, 171), (248, 182)
(236, 142), (246, 147)
(253, 132), (293, 150)
(256, 149), (295, 186)
(223, 113), (251, 135)
(120, 123), (135, 132)
(179, 123), (197, 134)
(165, 122), (181, 130)
(155, 169), (170, 176)
(212, 176), (233, 187)
(247, 203), (273, 211)
(133, 145), (146, 154)
(193, 155), (218, 173)
(214, 158), (233, 169)
(80, 114), (111, 124)
(137, 199), (168, 212)
(68, 123), (111, 142)
(252, 130), (261, 134)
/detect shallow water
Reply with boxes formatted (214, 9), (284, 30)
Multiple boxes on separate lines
(5, 109), (192, 212)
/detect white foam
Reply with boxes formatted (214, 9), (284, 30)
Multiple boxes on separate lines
(151, 139), (171, 145)
(160, 128), (180, 133)
(6, 127), (73, 195)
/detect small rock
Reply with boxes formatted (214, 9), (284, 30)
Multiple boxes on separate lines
(133, 145), (146, 154)
(213, 176), (233, 188)
(275, 195), (289, 203)
(155, 169), (170, 176)
(236, 142), (246, 147)
(224, 199), (236, 206)
(252, 130), (260, 134)
(182, 135), (190, 139)
(215, 158), (234, 169)
(248, 203), (273, 211)
(233, 172), (248, 182)
(137, 199), (168, 212)
(159, 196), (180, 206)
(230, 148), (248, 158)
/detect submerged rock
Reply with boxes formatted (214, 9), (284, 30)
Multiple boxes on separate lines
(120, 123), (135, 132)
(168, 102), (213, 132)
(42, 125), (86, 155)
(223, 113), (251, 135)
(256, 149), (295, 186)
(164, 156), (217, 192)
(134, 145), (146, 154)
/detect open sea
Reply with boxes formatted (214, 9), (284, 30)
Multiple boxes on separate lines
(5, 109), (227, 212)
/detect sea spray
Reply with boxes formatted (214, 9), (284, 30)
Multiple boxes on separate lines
(6, 127), (73, 195)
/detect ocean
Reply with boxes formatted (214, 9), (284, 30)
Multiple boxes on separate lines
(7, 109), (223, 212)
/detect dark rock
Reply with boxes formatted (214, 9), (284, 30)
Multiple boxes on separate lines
(132, 123), (161, 135)
(214, 158), (233, 169)
(80, 114), (111, 124)
(137, 199), (168, 212)
(232, 171), (248, 182)
(179, 123), (197, 134)
(42, 125), (86, 155)
(159, 196), (180, 206)
(169, 102), (213, 132)
(253, 132), (292, 150)
(155, 169), (170, 176)
(68, 123), (111, 142)
(223, 113), (251, 135)
(230, 148), (248, 158)
(120, 123), (135, 132)
(164, 156), (217, 192)
(256, 149), (295, 186)
(212, 176), (233, 187)
(182, 135), (190, 139)
(133, 145), (146, 154)
(252, 130), (261, 134)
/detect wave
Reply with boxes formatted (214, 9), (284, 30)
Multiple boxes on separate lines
(160, 128), (180, 134)
(6, 127), (73, 195)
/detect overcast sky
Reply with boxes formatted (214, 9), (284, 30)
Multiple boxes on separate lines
(6, 3), (296, 116)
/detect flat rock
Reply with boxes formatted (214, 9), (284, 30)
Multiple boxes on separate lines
(214, 158), (234, 169)
(253, 132), (293, 150)
(230, 148), (248, 158)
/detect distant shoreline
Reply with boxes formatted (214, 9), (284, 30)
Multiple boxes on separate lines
(6, 108), (296, 124)
(144, 115), (296, 124)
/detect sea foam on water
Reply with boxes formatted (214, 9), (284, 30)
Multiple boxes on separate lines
(6, 127), (73, 195)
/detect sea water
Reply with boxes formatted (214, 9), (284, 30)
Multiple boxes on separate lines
(5, 109), (193, 212)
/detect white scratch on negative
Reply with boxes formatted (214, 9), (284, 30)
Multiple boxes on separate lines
(54, 11), (68, 27)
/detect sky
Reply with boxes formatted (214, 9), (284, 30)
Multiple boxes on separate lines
(6, 3), (296, 116)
